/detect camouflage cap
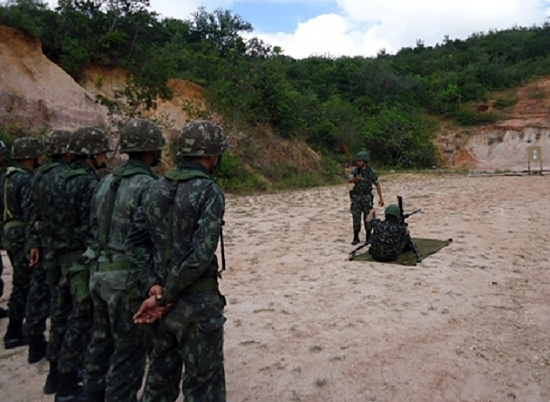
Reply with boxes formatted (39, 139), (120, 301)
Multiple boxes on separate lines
(119, 118), (165, 153)
(177, 120), (229, 157)
(11, 137), (43, 160)
(0, 140), (7, 155)
(385, 204), (400, 218)
(43, 130), (72, 156)
(68, 127), (112, 156)
(356, 151), (370, 162)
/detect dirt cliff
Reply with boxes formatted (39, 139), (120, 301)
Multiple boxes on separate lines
(1, 25), (549, 172)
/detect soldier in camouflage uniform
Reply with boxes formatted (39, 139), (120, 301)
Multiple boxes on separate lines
(84, 119), (164, 402)
(128, 120), (228, 402)
(368, 204), (411, 262)
(24, 130), (73, 367)
(53, 127), (111, 402)
(0, 139), (8, 319)
(0, 137), (43, 349)
(348, 151), (384, 245)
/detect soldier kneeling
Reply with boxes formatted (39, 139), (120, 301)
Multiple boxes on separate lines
(368, 204), (411, 262)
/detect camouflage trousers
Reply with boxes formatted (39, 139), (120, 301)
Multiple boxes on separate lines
(46, 256), (71, 363)
(23, 258), (50, 337)
(58, 257), (92, 373)
(350, 194), (374, 234)
(0, 252), (4, 299)
(141, 312), (226, 402)
(3, 241), (32, 321)
(85, 270), (148, 402)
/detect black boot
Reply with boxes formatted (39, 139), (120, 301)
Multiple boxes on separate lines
(55, 371), (87, 402)
(351, 230), (360, 245)
(44, 360), (60, 395)
(28, 334), (48, 363)
(86, 389), (105, 402)
(0, 306), (8, 319)
(3, 318), (28, 349)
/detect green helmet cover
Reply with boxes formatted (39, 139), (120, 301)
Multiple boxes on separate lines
(68, 127), (112, 155)
(43, 130), (72, 156)
(11, 137), (43, 160)
(119, 118), (165, 153)
(356, 151), (370, 162)
(385, 204), (401, 218)
(177, 120), (229, 157)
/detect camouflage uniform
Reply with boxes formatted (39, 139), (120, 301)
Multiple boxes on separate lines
(0, 139), (8, 319)
(0, 137), (43, 349)
(85, 119), (163, 402)
(368, 206), (411, 262)
(126, 121), (228, 402)
(53, 127), (111, 402)
(349, 165), (379, 233)
(24, 131), (72, 366)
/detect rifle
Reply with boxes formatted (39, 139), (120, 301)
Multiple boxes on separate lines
(397, 196), (422, 263)
(348, 239), (372, 261)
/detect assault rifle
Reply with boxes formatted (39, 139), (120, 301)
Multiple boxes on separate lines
(397, 196), (422, 263)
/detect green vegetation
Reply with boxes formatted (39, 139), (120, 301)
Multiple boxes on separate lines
(2, 1), (550, 191)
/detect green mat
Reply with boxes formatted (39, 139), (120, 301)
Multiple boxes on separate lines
(352, 238), (453, 266)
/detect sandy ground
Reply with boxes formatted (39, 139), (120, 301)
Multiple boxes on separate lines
(1, 173), (550, 402)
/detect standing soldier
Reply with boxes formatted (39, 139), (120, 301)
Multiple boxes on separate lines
(129, 120), (228, 402)
(24, 130), (73, 366)
(0, 137), (43, 349)
(348, 151), (384, 245)
(0, 139), (8, 319)
(54, 127), (111, 402)
(85, 119), (164, 402)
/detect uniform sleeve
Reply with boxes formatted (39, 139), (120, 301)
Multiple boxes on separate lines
(160, 184), (225, 305)
(371, 169), (379, 184)
(22, 174), (40, 251)
(79, 178), (99, 250)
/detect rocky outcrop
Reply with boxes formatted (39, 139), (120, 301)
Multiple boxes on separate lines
(0, 26), (107, 132)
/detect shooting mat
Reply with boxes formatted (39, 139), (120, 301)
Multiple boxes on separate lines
(352, 238), (453, 266)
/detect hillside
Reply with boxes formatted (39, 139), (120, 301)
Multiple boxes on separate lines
(0, 25), (549, 172)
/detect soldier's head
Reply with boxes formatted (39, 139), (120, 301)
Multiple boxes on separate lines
(356, 151), (369, 169)
(0, 140), (7, 164)
(67, 127), (112, 170)
(384, 204), (400, 222)
(11, 137), (44, 170)
(177, 120), (229, 173)
(44, 130), (73, 162)
(119, 118), (165, 167)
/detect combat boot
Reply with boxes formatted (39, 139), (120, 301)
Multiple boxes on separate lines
(28, 334), (48, 363)
(44, 361), (60, 395)
(3, 318), (28, 349)
(86, 389), (105, 402)
(351, 230), (360, 245)
(55, 371), (87, 402)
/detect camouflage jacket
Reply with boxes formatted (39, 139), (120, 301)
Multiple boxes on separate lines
(52, 159), (99, 257)
(27, 160), (72, 251)
(91, 159), (157, 264)
(0, 164), (39, 251)
(349, 166), (379, 196)
(126, 161), (225, 318)
(368, 219), (410, 261)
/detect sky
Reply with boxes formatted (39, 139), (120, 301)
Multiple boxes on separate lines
(45, 0), (550, 59)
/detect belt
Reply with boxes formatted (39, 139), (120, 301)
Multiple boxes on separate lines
(95, 259), (131, 273)
(187, 277), (217, 293)
(58, 250), (85, 265)
(4, 220), (24, 230)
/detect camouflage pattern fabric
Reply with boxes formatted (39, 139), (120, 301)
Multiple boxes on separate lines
(368, 219), (411, 261)
(126, 161), (226, 402)
(177, 121), (229, 157)
(23, 161), (70, 340)
(68, 127), (112, 155)
(349, 166), (379, 233)
(0, 165), (37, 321)
(85, 159), (157, 400)
(56, 159), (99, 373)
(119, 119), (165, 153)
(11, 137), (43, 160)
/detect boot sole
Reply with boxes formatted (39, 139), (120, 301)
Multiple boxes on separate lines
(4, 339), (29, 349)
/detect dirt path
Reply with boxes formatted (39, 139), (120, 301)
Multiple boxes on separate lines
(1, 173), (549, 402)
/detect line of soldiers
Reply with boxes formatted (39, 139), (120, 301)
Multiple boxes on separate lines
(0, 119), (228, 402)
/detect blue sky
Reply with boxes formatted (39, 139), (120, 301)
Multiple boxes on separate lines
(46, 0), (550, 59)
